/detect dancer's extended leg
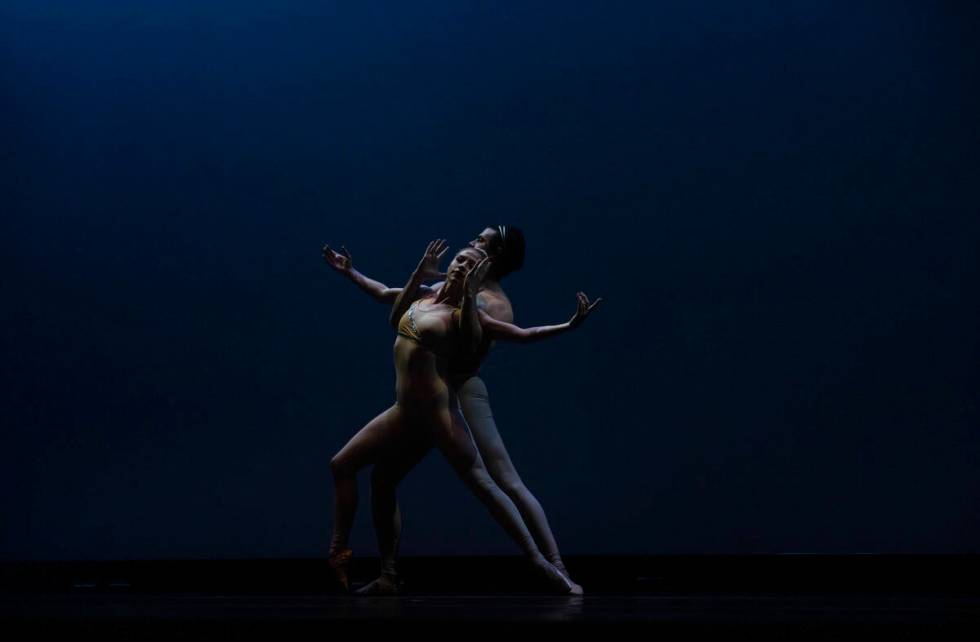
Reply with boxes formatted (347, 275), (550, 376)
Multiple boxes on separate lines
(429, 406), (577, 594)
(457, 377), (573, 580)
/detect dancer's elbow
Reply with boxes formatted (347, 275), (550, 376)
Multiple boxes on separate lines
(519, 328), (539, 343)
(376, 288), (400, 304)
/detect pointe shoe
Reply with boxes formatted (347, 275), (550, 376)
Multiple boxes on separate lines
(535, 559), (577, 595)
(354, 574), (400, 596)
(551, 559), (585, 595)
(328, 548), (353, 592)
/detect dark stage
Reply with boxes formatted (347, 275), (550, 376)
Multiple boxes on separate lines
(3, 556), (979, 636)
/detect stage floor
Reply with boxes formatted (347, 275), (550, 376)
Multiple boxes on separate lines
(4, 557), (980, 635)
(4, 592), (979, 635)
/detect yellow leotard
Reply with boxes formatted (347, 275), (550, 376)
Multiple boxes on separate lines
(397, 298), (461, 351)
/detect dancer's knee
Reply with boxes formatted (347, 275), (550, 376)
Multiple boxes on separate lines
(460, 465), (498, 498)
(499, 475), (528, 500)
(483, 459), (522, 494)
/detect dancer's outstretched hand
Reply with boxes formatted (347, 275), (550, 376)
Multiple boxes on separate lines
(418, 239), (449, 280)
(569, 292), (602, 329)
(464, 257), (492, 298)
(322, 243), (353, 274)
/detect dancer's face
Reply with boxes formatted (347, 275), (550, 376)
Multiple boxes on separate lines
(468, 227), (502, 256)
(446, 247), (486, 285)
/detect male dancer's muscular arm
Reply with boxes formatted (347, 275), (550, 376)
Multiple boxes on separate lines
(322, 243), (435, 303)
(323, 243), (396, 301)
(347, 268), (403, 302)
(477, 292), (600, 343)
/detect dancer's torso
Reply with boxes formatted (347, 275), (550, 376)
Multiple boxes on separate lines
(394, 297), (461, 412)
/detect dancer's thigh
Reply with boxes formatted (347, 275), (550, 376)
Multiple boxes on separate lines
(429, 407), (482, 474)
(333, 405), (406, 472)
(457, 377), (520, 482)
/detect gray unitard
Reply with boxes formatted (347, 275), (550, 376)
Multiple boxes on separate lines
(456, 376), (562, 563)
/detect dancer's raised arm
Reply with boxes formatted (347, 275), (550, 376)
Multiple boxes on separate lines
(389, 239), (449, 329)
(458, 256), (492, 350)
(478, 292), (602, 343)
(322, 243), (445, 303)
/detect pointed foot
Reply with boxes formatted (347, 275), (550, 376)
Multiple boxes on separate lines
(328, 548), (353, 593)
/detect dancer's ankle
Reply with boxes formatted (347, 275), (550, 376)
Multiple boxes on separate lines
(547, 556), (583, 594)
(530, 557), (574, 594)
(328, 547), (354, 592)
(548, 555), (568, 575)
(380, 561), (398, 581)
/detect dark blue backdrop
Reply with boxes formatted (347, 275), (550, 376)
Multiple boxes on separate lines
(3, 1), (978, 560)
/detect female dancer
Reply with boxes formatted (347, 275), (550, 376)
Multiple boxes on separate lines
(323, 228), (600, 592)
(326, 239), (580, 594)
